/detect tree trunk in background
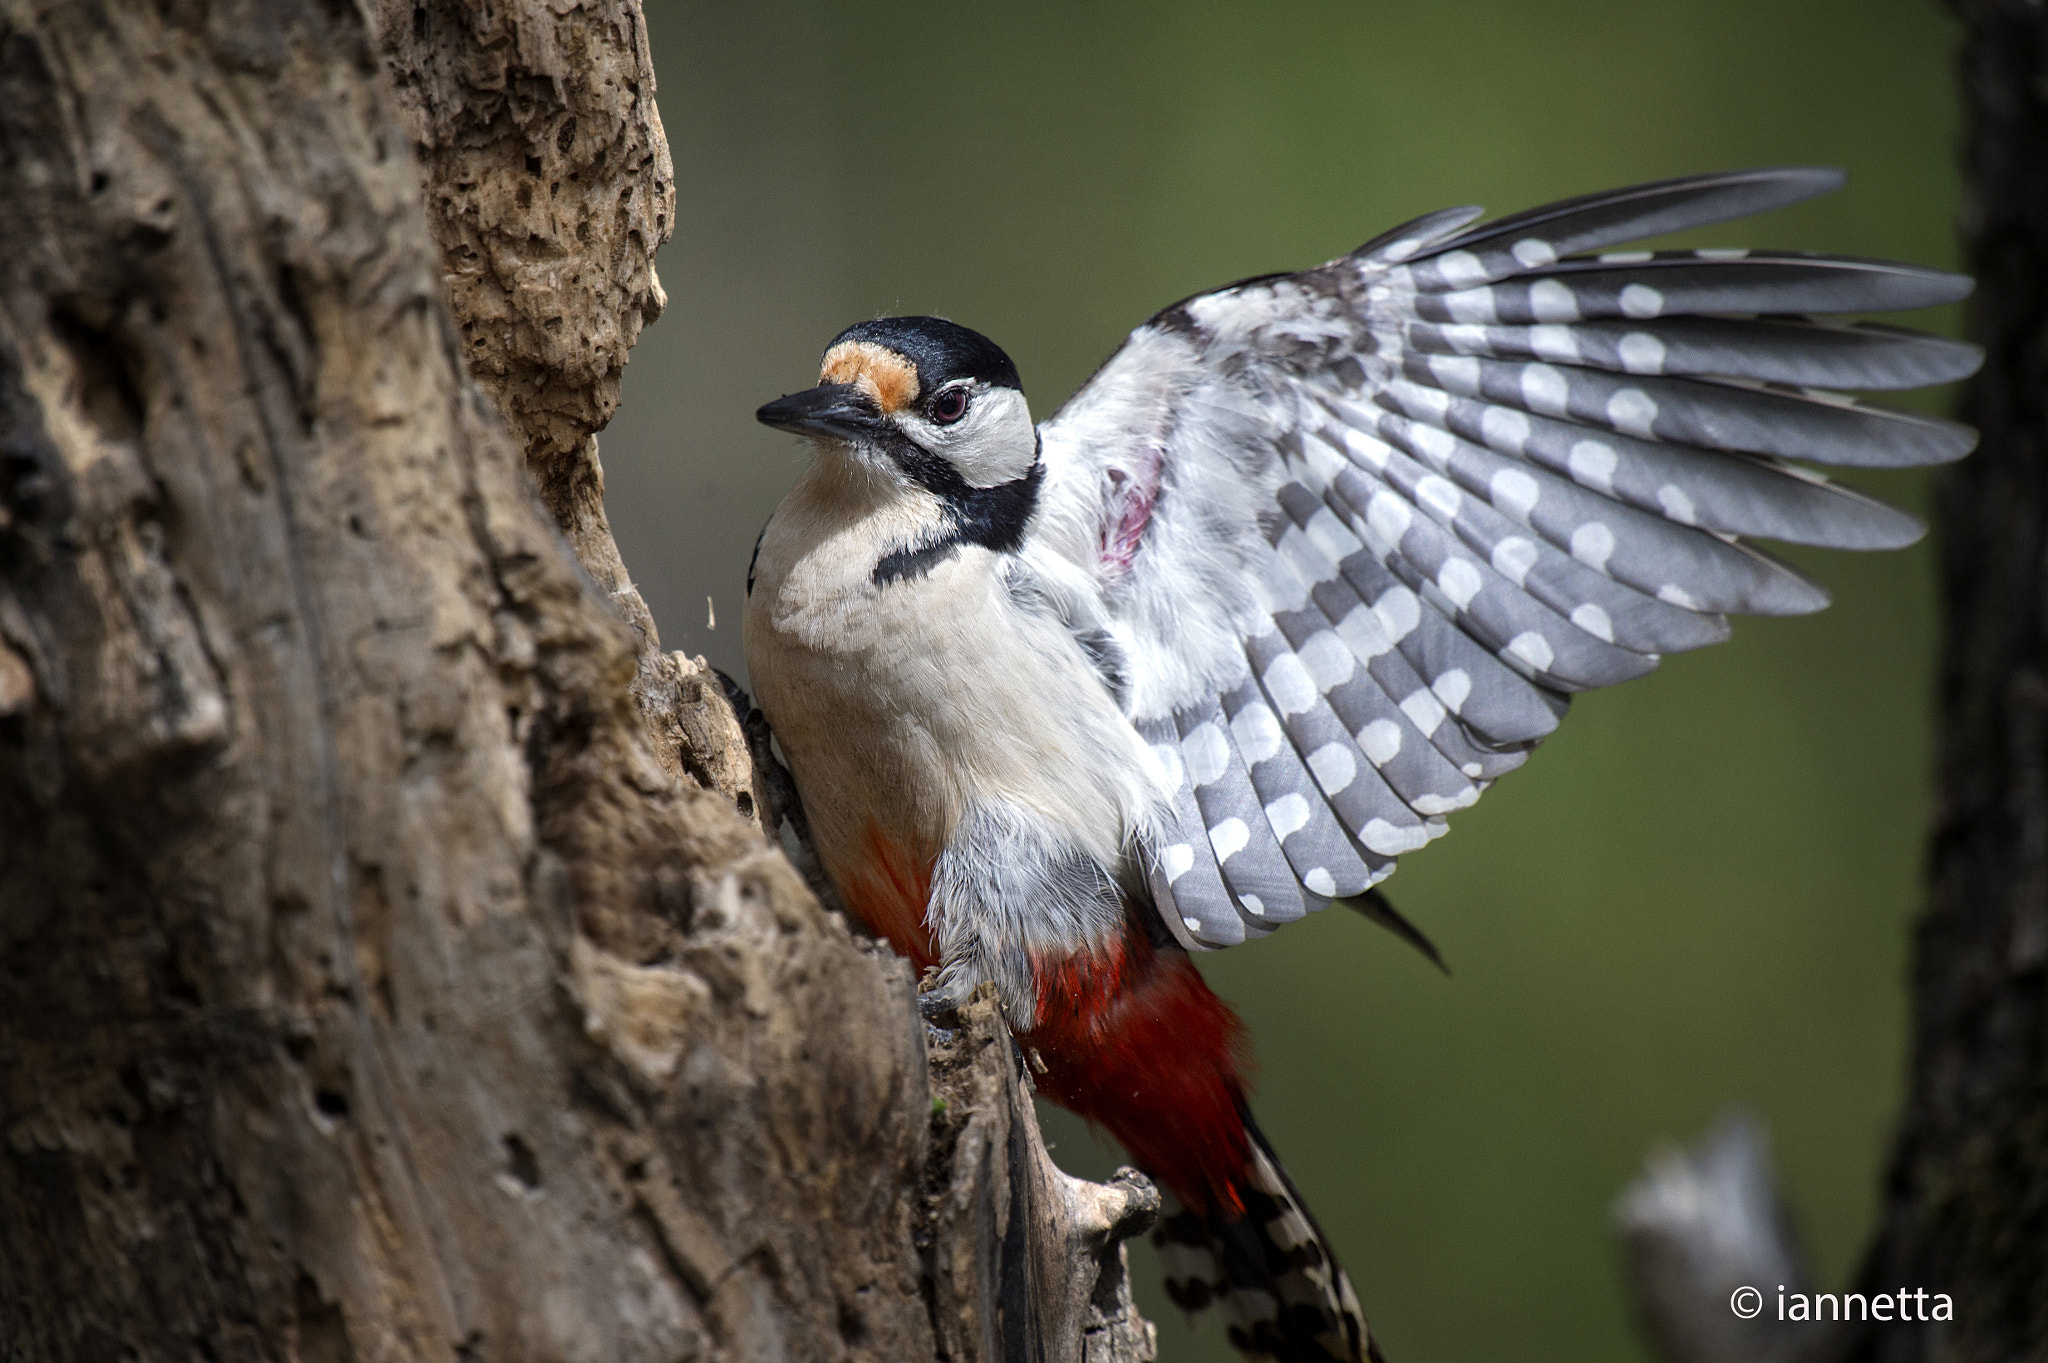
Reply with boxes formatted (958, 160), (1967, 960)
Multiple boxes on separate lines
(0, 3), (1152, 1360)
(1844, 4), (2048, 1359)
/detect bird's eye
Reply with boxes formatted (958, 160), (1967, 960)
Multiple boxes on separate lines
(930, 387), (970, 425)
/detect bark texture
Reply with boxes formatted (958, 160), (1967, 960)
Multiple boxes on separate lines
(1842, 3), (2048, 1359)
(0, 3), (1151, 1360)
(925, 994), (1159, 1363)
(370, 0), (749, 812)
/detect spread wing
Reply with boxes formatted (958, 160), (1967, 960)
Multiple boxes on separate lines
(1029, 167), (1979, 949)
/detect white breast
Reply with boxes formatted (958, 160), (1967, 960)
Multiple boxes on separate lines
(743, 455), (1164, 891)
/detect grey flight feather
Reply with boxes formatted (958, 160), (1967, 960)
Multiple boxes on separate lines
(1035, 168), (1978, 950)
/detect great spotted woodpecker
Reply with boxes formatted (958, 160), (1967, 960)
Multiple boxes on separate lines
(740, 168), (1977, 1362)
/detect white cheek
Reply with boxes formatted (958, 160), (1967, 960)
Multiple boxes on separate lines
(944, 392), (1038, 487)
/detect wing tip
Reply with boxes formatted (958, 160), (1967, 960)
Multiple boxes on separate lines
(1841, 409), (1981, 468)
(1931, 415), (1982, 463)
(1878, 510), (1931, 550)
(1950, 340), (1990, 383)
(1427, 164), (1851, 263)
(1866, 261), (1976, 310)
(1754, 567), (1834, 617)
(1653, 162), (1848, 206)
(1773, 163), (1848, 194)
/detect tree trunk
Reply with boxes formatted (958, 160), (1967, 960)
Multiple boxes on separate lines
(1843, 2), (2048, 1358)
(0, 3), (1152, 1360)
(368, 0), (754, 814)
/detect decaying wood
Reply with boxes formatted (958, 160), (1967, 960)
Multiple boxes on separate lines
(365, 5), (1159, 1356)
(0, 2), (1153, 1359)
(925, 992), (1159, 1363)
(370, 0), (747, 811)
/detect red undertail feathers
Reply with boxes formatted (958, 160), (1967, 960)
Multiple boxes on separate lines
(830, 828), (1374, 1361)
(1024, 918), (1377, 1362)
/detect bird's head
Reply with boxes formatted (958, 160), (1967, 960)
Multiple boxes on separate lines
(756, 316), (1037, 495)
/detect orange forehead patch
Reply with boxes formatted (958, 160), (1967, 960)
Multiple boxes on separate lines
(820, 340), (921, 414)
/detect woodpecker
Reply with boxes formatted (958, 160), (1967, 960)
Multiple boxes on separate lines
(741, 169), (1977, 1363)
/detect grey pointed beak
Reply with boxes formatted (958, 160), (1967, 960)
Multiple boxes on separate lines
(757, 382), (883, 439)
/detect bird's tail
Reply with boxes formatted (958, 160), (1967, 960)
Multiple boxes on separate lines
(1022, 923), (1376, 1360)
(1151, 1107), (1380, 1363)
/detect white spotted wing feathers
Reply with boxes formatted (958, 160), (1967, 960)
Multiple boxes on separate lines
(1032, 167), (1978, 949)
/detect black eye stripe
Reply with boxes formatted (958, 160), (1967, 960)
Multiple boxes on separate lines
(868, 459), (1044, 587)
(867, 424), (1043, 567)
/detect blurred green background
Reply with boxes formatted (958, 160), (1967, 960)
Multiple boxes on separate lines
(604, 4), (1966, 1359)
